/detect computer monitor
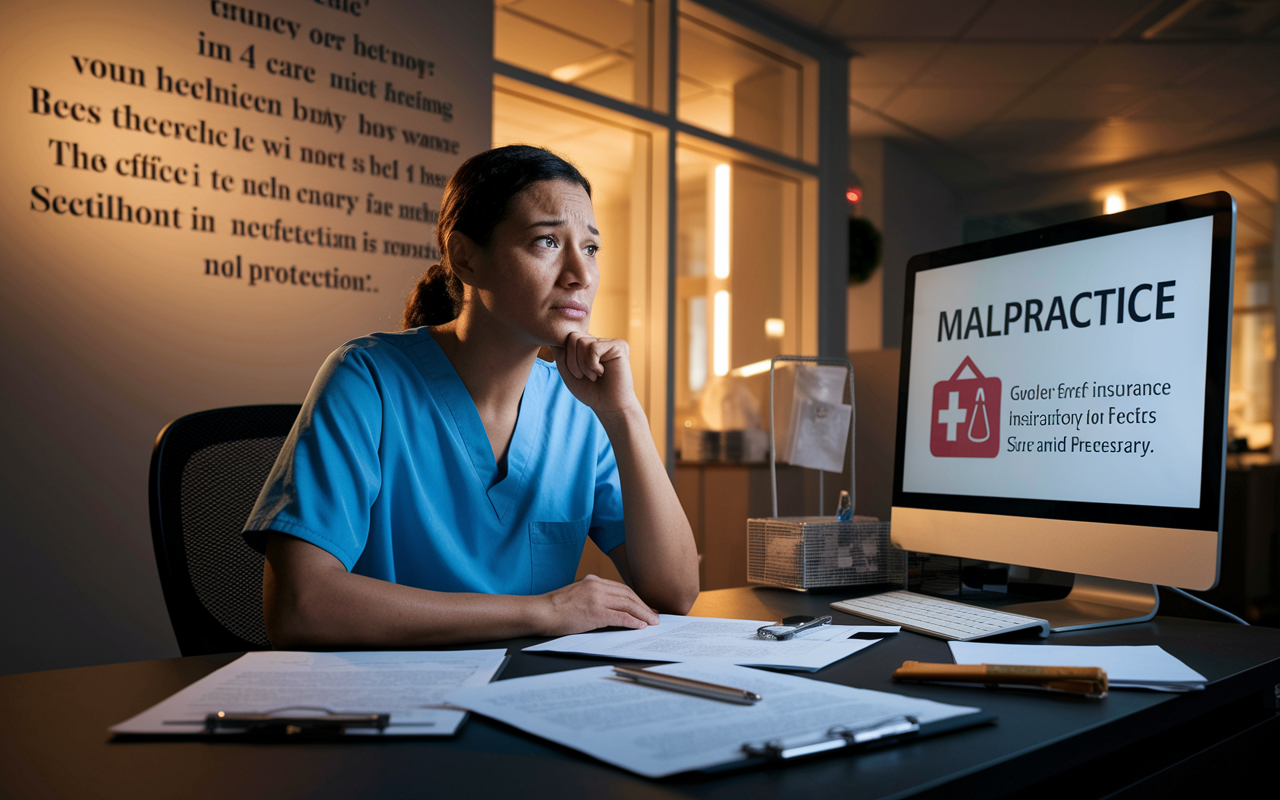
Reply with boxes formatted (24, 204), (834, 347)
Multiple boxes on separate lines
(891, 192), (1236, 631)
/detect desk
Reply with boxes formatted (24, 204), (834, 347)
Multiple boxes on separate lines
(3, 587), (1278, 800)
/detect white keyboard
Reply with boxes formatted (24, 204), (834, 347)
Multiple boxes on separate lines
(830, 590), (1050, 641)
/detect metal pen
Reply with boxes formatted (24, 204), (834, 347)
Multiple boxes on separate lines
(612, 666), (762, 704)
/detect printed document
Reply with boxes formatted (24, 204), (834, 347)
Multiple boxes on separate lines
(525, 615), (900, 671)
(446, 661), (979, 777)
(111, 649), (508, 736)
(949, 642), (1207, 691)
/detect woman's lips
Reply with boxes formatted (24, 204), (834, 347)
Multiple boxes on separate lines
(554, 301), (589, 320)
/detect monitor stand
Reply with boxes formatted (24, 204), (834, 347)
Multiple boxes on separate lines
(1000, 575), (1159, 633)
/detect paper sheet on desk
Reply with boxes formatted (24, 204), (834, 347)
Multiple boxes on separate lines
(525, 615), (900, 671)
(445, 662), (978, 778)
(949, 642), (1207, 691)
(110, 649), (509, 736)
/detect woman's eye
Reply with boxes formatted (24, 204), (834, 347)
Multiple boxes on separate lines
(584, 245), (599, 256)
(536, 236), (557, 248)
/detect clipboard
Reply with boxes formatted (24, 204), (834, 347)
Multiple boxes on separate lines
(445, 662), (994, 778)
(704, 709), (996, 774)
(110, 651), (511, 740)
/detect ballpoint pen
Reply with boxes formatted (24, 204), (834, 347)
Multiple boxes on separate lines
(612, 666), (763, 704)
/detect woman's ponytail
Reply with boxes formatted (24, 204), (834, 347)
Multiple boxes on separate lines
(402, 263), (462, 329)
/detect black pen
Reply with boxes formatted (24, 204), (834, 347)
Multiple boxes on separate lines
(612, 666), (762, 704)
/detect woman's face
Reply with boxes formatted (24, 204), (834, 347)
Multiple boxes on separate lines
(460, 179), (600, 347)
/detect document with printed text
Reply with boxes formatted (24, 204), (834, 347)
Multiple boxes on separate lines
(446, 661), (981, 777)
(524, 615), (900, 671)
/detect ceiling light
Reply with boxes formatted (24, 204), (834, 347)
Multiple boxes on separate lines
(1104, 192), (1126, 214)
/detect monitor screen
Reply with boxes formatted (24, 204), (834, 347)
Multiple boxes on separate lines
(891, 193), (1235, 591)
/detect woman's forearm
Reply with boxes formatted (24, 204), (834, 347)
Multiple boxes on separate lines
(263, 533), (659, 649)
(598, 405), (700, 614)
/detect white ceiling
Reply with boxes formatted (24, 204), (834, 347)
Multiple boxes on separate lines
(753, 0), (1280, 192)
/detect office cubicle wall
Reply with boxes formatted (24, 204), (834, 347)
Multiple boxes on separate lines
(0, 1), (492, 674)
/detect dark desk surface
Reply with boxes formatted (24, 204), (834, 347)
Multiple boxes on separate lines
(3, 587), (1279, 800)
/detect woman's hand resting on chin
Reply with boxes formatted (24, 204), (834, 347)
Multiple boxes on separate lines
(550, 331), (639, 419)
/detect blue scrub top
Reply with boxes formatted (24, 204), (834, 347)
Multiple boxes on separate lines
(243, 328), (626, 596)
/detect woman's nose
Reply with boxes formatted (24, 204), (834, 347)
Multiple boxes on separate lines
(561, 249), (593, 289)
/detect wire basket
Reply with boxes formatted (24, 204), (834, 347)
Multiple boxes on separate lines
(747, 516), (904, 591)
(748, 356), (904, 591)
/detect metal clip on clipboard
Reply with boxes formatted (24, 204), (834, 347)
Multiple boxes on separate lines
(204, 706), (391, 735)
(741, 715), (920, 760)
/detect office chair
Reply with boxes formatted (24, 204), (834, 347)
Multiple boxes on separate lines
(149, 404), (300, 656)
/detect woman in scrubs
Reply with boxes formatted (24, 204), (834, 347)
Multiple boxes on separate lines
(245, 145), (699, 648)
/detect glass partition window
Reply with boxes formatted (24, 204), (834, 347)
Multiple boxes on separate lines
(1231, 246), (1274, 454)
(677, 3), (810, 160)
(675, 145), (804, 429)
(493, 88), (658, 422)
(495, 0), (655, 107)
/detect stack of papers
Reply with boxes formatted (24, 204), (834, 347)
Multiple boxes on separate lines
(949, 642), (1207, 692)
(525, 615), (899, 671)
(111, 649), (509, 736)
(446, 661), (980, 777)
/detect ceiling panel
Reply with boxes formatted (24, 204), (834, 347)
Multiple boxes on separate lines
(913, 43), (1085, 86)
(824, 0), (990, 39)
(848, 42), (947, 84)
(848, 103), (906, 135)
(881, 85), (1026, 137)
(1183, 43), (1280, 91)
(963, 0), (1154, 40)
(1125, 85), (1278, 124)
(999, 82), (1154, 120)
(1050, 43), (1230, 85)
(848, 85), (899, 109)
(1221, 95), (1280, 126)
(961, 119), (1098, 156)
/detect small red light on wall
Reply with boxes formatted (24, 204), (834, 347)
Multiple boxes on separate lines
(846, 188), (862, 203)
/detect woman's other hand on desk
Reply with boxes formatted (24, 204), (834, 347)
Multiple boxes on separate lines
(536, 574), (660, 636)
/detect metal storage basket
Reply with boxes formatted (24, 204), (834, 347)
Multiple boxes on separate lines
(746, 356), (905, 591)
(747, 516), (903, 591)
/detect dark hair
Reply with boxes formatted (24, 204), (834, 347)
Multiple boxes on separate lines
(402, 145), (592, 329)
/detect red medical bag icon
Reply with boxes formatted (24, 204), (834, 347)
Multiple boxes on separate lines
(930, 356), (1001, 458)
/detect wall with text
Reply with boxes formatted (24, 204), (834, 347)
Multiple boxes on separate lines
(0, 0), (492, 674)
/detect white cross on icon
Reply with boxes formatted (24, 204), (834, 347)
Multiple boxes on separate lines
(938, 391), (967, 441)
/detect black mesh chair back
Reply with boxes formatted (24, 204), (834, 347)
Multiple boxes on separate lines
(149, 404), (301, 656)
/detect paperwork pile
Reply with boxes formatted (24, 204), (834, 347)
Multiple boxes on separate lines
(525, 614), (899, 671)
(949, 642), (1207, 692)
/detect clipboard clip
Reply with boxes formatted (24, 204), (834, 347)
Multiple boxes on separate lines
(204, 706), (391, 735)
(741, 715), (920, 760)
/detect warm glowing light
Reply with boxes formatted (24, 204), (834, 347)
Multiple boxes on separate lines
(1104, 192), (1126, 214)
(764, 318), (785, 339)
(846, 187), (862, 203)
(713, 290), (730, 377)
(714, 164), (730, 279)
(730, 359), (772, 377)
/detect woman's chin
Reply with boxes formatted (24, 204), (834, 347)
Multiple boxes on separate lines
(540, 317), (591, 344)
